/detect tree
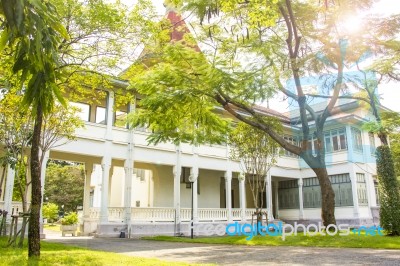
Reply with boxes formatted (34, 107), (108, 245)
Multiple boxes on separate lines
(0, 0), (68, 257)
(44, 162), (85, 213)
(229, 122), (279, 223)
(0, 91), (33, 214)
(1, 0), (156, 256)
(0, 89), (83, 247)
(363, 110), (400, 235)
(129, 1), (392, 226)
(42, 203), (59, 224)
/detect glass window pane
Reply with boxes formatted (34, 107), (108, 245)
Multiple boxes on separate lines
(96, 106), (106, 124)
(115, 110), (127, 128)
(70, 102), (90, 122)
(369, 133), (376, 154)
(352, 128), (362, 151)
(332, 135), (339, 151)
(339, 134), (347, 150)
(325, 135), (332, 152)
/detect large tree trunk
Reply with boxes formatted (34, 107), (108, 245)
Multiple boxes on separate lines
(313, 167), (336, 226)
(28, 104), (43, 257)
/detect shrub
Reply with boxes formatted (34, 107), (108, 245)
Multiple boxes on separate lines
(376, 145), (400, 235)
(60, 212), (78, 225)
(42, 203), (59, 223)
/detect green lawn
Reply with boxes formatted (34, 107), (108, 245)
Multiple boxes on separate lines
(0, 237), (202, 266)
(143, 233), (400, 249)
(44, 224), (61, 232)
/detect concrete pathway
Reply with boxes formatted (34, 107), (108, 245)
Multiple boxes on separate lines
(44, 230), (400, 265)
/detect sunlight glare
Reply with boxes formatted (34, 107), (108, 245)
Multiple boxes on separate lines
(341, 16), (363, 34)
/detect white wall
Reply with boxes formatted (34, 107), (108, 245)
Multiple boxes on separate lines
(131, 168), (154, 207)
(109, 167), (124, 207)
(197, 169), (223, 208)
(152, 165), (174, 207)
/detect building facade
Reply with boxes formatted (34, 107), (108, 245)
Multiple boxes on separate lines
(0, 87), (382, 237)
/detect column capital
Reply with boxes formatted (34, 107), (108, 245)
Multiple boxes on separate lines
(224, 171), (232, 181)
(238, 172), (246, 182)
(101, 156), (111, 167)
(124, 159), (133, 169)
(173, 165), (182, 176)
(298, 178), (303, 187)
(175, 144), (182, 153)
(192, 144), (199, 154)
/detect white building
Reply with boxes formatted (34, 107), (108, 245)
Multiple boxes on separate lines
(0, 85), (383, 237)
(0, 11), (383, 238)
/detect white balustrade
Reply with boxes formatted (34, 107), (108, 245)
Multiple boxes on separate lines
(180, 208), (191, 221)
(245, 208), (258, 220)
(108, 207), (125, 222)
(198, 208), (228, 221)
(231, 208), (242, 220)
(89, 207), (100, 219)
(131, 207), (176, 222)
(87, 207), (259, 223)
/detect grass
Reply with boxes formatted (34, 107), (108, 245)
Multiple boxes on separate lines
(44, 224), (61, 232)
(0, 237), (201, 266)
(143, 233), (400, 250)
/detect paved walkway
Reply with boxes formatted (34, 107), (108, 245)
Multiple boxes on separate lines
(44, 230), (400, 265)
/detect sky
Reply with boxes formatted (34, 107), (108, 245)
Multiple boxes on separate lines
(126, 0), (400, 113)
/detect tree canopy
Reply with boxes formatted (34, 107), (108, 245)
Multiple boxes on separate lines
(127, 0), (400, 226)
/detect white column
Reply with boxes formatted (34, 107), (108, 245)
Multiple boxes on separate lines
(124, 102), (135, 226)
(191, 145), (199, 222)
(40, 152), (50, 223)
(364, 173), (374, 218)
(104, 91), (114, 140)
(190, 167), (199, 222)
(266, 172), (274, 221)
(39, 152), (50, 238)
(3, 165), (15, 222)
(274, 182), (279, 219)
(173, 145), (182, 223)
(224, 171), (232, 222)
(366, 173), (377, 207)
(298, 178), (304, 220)
(99, 156), (111, 223)
(83, 163), (93, 219)
(124, 160), (133, 224)
(82, 163), (93, 235)
(346, 125), (354, 162)
(350, 170), (360, 218)
(238, 173), (246, 221)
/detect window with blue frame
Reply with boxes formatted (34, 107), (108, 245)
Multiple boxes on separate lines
(351, 127), (363, 152)
(282, 135), (298, 157)
(306, 128), (347, 155)
(369, 132), (376, 155)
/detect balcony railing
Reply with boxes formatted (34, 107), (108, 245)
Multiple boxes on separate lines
(87, 207), (258, 223)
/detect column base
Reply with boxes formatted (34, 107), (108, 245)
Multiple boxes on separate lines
(95, 223), (128, 238)
(81, 218), (98, 235)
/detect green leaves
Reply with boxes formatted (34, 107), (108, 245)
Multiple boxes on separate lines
(0, 0), (69, 114)
(128, 42), (232, 145)
(376, 145), (400, 235)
